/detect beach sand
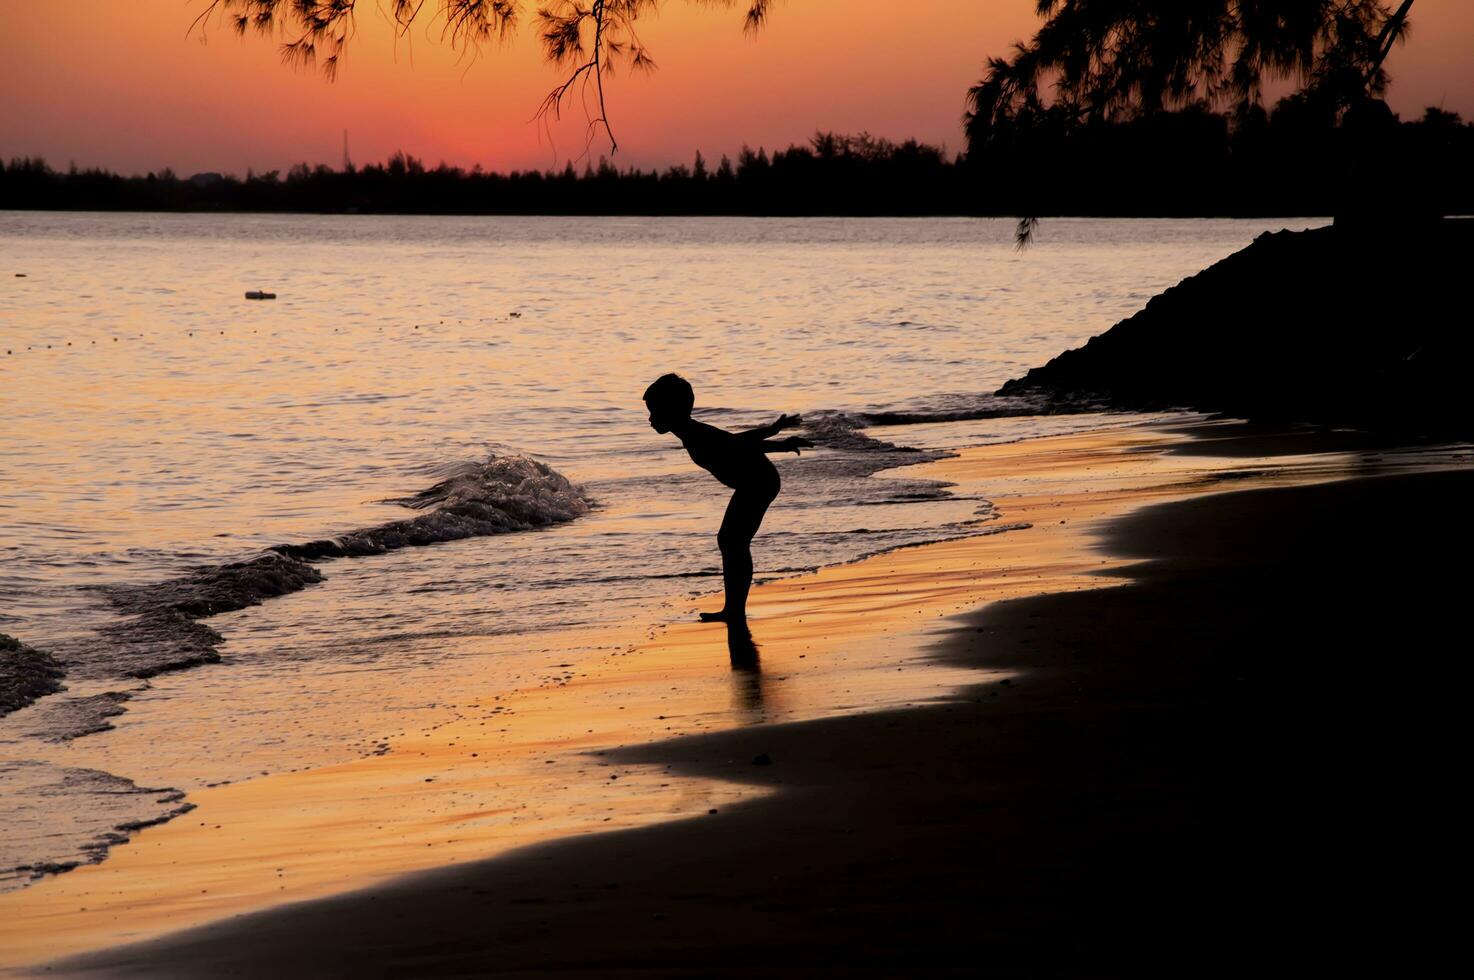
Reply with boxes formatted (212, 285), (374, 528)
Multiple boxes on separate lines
(4, 421), (1467, 975)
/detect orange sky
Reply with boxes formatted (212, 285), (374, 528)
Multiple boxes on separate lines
(2, 1), (1471, 176)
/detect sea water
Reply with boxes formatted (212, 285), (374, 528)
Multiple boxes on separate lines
(0, 212), (1325, 885)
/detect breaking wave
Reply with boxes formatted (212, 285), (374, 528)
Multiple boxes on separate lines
(108, 553), (325, 624)
(0, 634), (66, 718)
(278, 455), (590, 560)
(0, 760), (195, 891)
(801, 411), (928, 454)
(848, 391), (1101, 428)
(39, 455), (592, 734)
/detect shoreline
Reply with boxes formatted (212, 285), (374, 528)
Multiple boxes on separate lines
(3, 419), (1466, 973)
(1, 208), (1341, 219)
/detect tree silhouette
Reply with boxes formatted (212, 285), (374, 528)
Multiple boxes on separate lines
(966, 1), (1417, 245)
(192, 1), (772, 153)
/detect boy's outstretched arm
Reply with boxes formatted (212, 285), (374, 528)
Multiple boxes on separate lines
(738, 414), (802, 441)
(761, 436), (814, 455)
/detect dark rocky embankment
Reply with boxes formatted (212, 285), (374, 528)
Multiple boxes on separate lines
(1000, 218), (1474, 435)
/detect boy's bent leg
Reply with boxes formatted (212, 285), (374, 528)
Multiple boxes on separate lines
(702, 486), (774, 622)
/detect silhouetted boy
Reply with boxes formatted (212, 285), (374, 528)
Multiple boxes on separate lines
(644, 373), (811, 624)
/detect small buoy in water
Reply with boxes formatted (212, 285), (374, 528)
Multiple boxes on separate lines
(245, 290), (277, 301)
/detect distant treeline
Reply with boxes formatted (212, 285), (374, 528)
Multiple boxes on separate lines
(3, 107), (1472, 217)
(0, 134), (960, 217)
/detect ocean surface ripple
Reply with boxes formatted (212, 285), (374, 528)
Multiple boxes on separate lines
(0, 212), (1327, 890)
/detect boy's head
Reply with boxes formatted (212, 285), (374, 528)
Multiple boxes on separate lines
(643, 373), (694, 434)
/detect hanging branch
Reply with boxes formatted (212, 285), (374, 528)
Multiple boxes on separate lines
(1014, 217), (1039, 250)
(535, 0), (648, 156)
(191, 1), (771, 158)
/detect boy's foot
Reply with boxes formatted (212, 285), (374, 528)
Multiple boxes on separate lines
(699, 609), (745, 624)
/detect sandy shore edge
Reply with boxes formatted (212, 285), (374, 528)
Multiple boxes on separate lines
(9, 420), (1469, 975)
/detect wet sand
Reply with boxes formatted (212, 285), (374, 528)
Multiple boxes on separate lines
(6, 421), (1468, 975)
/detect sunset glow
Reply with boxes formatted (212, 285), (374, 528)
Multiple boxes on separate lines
(5, 0), (1473, 974)
(5, 0), (1471, 176)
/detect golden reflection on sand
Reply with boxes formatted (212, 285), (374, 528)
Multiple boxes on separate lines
(0, 420), (1446, 970)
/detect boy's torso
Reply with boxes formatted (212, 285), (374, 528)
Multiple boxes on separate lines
(679, 422), (778, 492)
